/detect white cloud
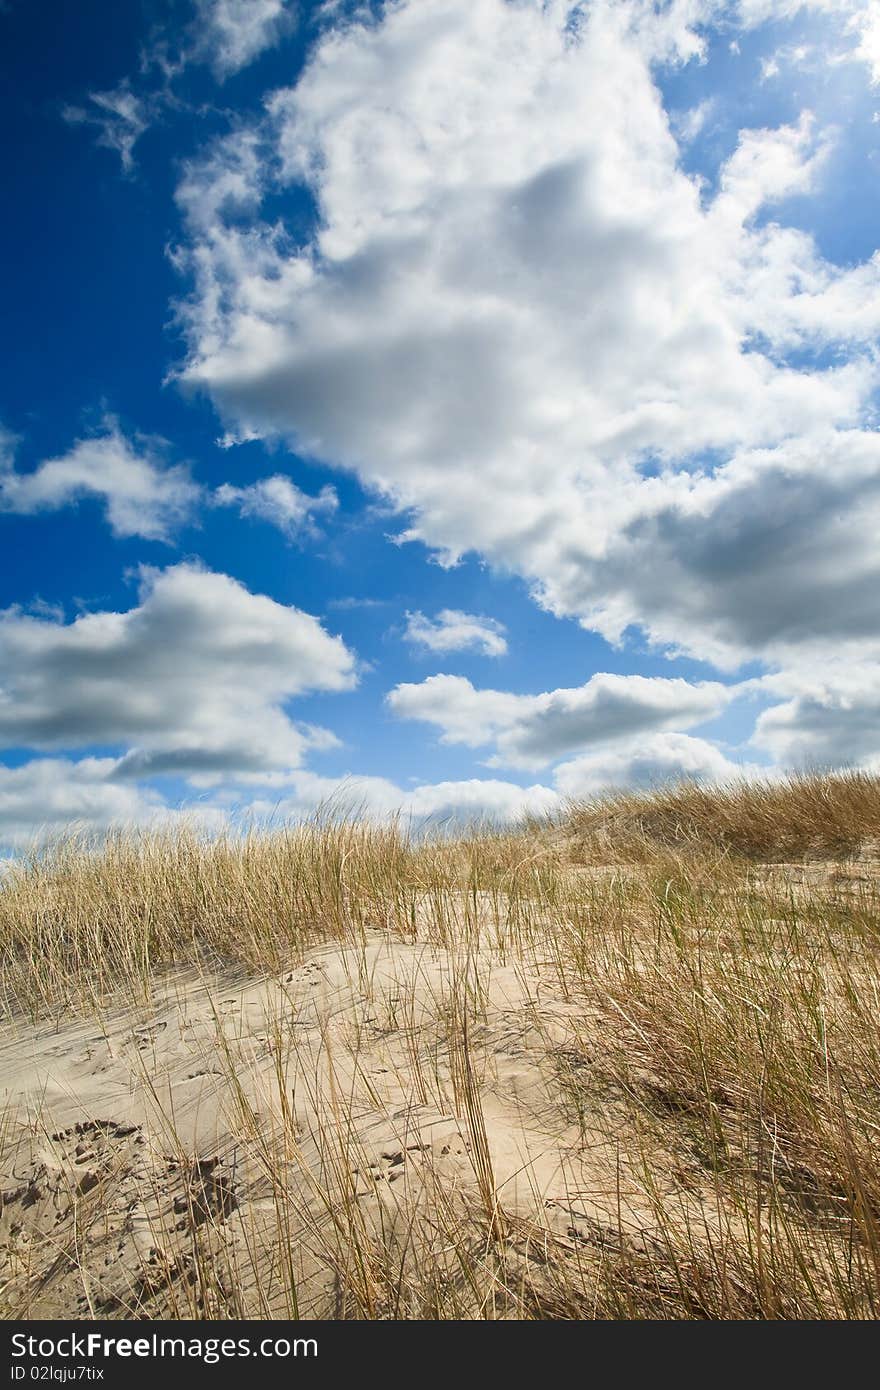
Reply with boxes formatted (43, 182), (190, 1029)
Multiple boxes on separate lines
(404, 609), (508, 658)
(0, 757), (559, 855)
(851, 1), (880, 82)
(735, 1), (880, 84)
(44, 0), (880, 818)
(388, 676), (525, 750)
(0, 424), (344, 549)
(736, 0), (860, 23)
(192, 0), (295, 78)
(553, 731), (756, 796)
(0, 424), (18, 470)
(388, 671), (731, 770)
(0, 758), (170, 851)
(174, 126), (266, 233)
(552, 430), (880, 670)
(0, 425), (200, 541)
(0, 564), (356, 782)
(174, 0), (880, 676)
(753, 664), (880, 770)
(671, 98), (715, 142)
(0, 758), (155, 848)
(63, 2), (297, 173)
(237, 769), (560, 829)
(63, 82), (157, 172)
(714, 111), (830, 220)
(213, 474), (338, 536)
(327, 595), (388, 611)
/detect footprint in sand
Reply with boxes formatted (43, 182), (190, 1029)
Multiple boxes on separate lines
(125, 1021), (168, 1053)
(169, 1156), (238, 1229)
(352, 1123), (472, 1197)
(1, 1118), (147, 1254)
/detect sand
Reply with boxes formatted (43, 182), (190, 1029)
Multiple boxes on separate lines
(0, 931), (698, 1319)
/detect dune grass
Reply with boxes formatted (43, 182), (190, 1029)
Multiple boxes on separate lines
(2, 773), (880, 1319)
(564, 768), (880, 862)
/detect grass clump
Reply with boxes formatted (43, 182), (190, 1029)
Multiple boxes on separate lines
(564, 770), (880, 862)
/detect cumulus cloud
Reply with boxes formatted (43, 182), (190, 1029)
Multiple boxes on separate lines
(388, 672), (731, 770)
(213, 474), (338, 537)
(553, 732), (756, 797)
(0, 564), (356, 781)
(752, 665), (880, 770)
(0, 757), (557, 853)
(850, 3), (880, 82)
(45, 0), (880, 819)
(0, 758), (157, 849)
(404, 609), (508, 658)
(0, 757), (169, 851)
(0, 425), (200, 541)
(174, 0), (880, 677)
(0, 756), (235, 853)
(237, 769), (560, 830)
(714, 111), (830, 219)
(550, 430), (880, 670)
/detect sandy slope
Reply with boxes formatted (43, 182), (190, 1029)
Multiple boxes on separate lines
(0, 932), (696, 1318)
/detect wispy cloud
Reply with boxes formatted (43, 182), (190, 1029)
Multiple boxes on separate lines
(327, 596), (389, 611)
(62, 82), (162, 173)
(63, 0), (297, 172)
(190, 0), (296, 79)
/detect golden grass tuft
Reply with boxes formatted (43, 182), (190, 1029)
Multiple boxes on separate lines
(564, 769), (880, 863)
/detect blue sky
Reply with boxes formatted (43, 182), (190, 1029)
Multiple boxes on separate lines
(0, 0), (879, 848)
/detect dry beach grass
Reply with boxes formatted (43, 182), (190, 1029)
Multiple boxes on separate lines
(2, 772), (880, 1319)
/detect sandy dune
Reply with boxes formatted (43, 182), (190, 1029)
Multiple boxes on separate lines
(1, 935), (678, 1318)
(4, 796), (878, 1320)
